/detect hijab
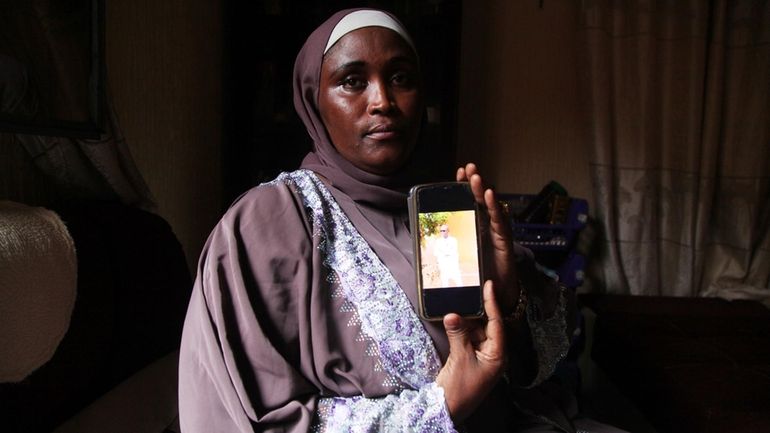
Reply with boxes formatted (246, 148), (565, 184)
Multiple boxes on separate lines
(294, 8), (423, 211)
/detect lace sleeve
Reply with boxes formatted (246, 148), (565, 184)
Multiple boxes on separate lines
(313, 383), (457, 433)
(525, 282), (571, 387)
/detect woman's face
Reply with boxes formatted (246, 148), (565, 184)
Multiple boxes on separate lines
(318, 26), (423, 175)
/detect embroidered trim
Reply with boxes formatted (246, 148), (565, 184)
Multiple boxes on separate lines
(313, 383), (455, 433)
(526, 285), (570, 387)
(273, 170), (442, 389)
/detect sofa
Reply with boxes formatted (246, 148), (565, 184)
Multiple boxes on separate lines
(0, 201), (191, 433)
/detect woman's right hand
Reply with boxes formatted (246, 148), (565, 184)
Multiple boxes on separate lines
(435, 280), (506, 423)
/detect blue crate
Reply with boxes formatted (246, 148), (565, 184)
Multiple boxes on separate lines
(498, 194), (589, 289)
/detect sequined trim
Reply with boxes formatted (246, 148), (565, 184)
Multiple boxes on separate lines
(526, 285), (570, 387)
(274, 170), (442, 389)
(313, 383), (455, 433)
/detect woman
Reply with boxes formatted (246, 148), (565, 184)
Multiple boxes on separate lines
(179, 8), (612, 432)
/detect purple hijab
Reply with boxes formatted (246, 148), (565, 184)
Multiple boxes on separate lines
(294, 8), (424, 211)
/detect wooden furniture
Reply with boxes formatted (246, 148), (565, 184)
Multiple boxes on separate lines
(580, 294), (770, 433)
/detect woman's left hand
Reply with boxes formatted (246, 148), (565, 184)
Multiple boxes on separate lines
(456, 163), (519, 313)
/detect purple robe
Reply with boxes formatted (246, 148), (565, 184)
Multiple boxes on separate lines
(178, 170), (578, 432)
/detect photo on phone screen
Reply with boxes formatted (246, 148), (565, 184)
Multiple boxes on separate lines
(418, 210), (481, 289)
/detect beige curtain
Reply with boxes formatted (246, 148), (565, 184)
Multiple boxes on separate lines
(579, 0), (770, 300)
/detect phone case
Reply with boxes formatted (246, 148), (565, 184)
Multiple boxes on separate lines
(408, 182), (484, 321)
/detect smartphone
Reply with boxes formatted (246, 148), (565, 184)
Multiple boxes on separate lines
(408, 182), (484, 321)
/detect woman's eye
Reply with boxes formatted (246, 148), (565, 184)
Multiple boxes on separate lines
(341, 76), (365, 90)
(391, 72), (413, 87)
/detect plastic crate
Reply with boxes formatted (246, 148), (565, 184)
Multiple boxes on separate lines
(498, 193), (589, 289)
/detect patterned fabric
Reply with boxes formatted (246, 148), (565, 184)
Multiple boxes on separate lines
(314, 383), (455, 433)
(275, 170), (454, 432)
(527, 286), (571, 387)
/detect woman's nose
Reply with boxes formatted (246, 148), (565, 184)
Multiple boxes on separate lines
(367, 80), (394, 115)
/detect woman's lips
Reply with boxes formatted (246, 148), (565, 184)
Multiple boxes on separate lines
(366, 130), (398, 140)
(365, 125), (400, 141)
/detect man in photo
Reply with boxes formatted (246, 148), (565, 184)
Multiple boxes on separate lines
(433, 224), (463, 287)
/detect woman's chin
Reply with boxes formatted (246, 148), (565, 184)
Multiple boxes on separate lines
(357, 152), (413, 175)
(361, 161), (403, 175)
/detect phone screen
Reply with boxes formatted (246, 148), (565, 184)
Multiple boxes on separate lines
(410, 183), (483, 319)
(418, 210), (481, 289)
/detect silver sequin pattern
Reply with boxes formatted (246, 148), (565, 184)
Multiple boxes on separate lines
(527, 286), (571, 387)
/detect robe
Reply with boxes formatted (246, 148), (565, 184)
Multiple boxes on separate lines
(179, 170), (579, 433)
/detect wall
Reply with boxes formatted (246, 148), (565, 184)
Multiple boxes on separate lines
(106, 1), (223, 273)
(457, 0), (592, 202)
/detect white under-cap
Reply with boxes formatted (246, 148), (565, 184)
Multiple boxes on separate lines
(324, 10), (416, 54)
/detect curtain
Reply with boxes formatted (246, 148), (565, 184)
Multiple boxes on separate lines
(13, 101), (156, 211)
(579, 0), (770, 300)
(0, 0), (154, 211)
